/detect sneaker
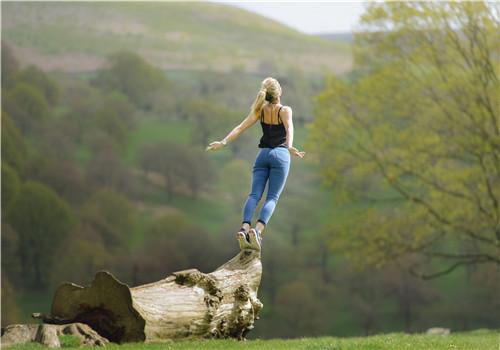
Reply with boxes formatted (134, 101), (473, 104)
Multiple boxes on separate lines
(236, 228), (252, 250)
(248, 228), (262, 251)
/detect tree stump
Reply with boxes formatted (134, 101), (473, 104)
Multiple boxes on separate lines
(35, 249), (263, 343)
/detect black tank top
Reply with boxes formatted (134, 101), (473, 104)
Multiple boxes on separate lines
(258, 105), (287, 149)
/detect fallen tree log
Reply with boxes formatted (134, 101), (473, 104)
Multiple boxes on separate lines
(34, 249), (263, 343)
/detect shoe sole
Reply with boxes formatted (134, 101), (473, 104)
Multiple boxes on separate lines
(236, 232), (252, 250)
(248, 229), (261, 251)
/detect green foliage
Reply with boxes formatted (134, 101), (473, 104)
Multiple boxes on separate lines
(92, 51), (169, 111)
(6, 180), (78, 288)
(138, 141), (215, 199)
(1, 41), (19, 87)
(186, 98), (238, 147)
(13, 65), (59, 105)
(217, 159), (251, 213)
(3, 82), (49, 133)
(1, 164), (21, 215)
(81, 188), (138, 250)
(92, 91), (136, 147)
(309, 2), (500, 277)
(1, 274), (21, 327)
(1, 112), (27, 173)
(133, 212), (220, 283)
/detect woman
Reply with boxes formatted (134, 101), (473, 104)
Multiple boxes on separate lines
(206, 77), (305, 251)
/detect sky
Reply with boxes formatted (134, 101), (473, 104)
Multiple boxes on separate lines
(214, 1), (367, 34)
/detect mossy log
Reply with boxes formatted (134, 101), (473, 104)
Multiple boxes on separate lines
(34, 249), (262, 343)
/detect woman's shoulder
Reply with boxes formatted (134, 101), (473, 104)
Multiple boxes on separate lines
(278, 105), (292, 116)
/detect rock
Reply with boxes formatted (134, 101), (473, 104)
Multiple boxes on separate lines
(1, 322), (109, 348)
(426, 327), (451, 336)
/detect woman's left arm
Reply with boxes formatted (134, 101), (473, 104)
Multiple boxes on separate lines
(281, 107), (305, 158)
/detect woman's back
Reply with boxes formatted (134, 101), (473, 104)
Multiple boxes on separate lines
(258, 104), (287, 148)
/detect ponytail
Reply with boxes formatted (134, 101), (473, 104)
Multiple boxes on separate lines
(250, 88), (267, 118)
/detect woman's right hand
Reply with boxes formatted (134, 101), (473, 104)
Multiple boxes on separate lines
(288, 146), (305, 158)
(206, 141), (225, 152)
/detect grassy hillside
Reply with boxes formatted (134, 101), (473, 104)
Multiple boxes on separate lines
(2, 2), (351, 74)
(8, 331), (499, 350)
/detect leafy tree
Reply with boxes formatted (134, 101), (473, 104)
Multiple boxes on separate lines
(186, 98), (238, 147)
(28, 156), (86, 204)
(217, 159), (251, 213)
(1, 274), (21, 327)
(13, 65), (59, 105)
(175, 146), (216, 199)
(138, 141), (182, 200)
(92, 51), (169, 111)
(1, 112), (27, 173)
(1, 41), (19, 88)
(6, 181), (77, 288)
(133, 213), (217, 285)
(81, 188), (138, 251)
(1, 223), (22, 287)
(138, 142), (215, 199)
(3, 82), (49, 133)
(86, 145), (136, 195)
(309, 2), (499, 278)
(273, 280), (327, 337)
(1, 164), (21, 217)
(48, 234), (114, 290)
(92, 91), (136, 147)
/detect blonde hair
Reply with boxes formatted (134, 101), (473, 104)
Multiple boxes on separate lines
(250, 77), (282, 117)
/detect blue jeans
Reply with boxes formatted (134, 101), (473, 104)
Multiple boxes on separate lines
(242, 147), (291, 226)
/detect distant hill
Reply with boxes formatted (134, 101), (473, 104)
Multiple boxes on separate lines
(1, 2), (352, 75)
(316, 32), (354, 44)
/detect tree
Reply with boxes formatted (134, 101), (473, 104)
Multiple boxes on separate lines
(80, 188), (138, 251)
(217, 159), (251, 213)
(1, 164), (21, 217)
(133, 213), (219, 285)
(3, 82), (50, 133)
(92, 91), (136, 148)
(175, 146), (216, 199)
(138, 142), (215, 200)
(1, 112), (27, 173)
(1, 41), (19, 88)
(92, 51), (169, 111)
(6, 181), (77, 288)
(186, 98), (237, 147)
(1, 275), (21, 327)
(13, 65), (59, 105)
(309, 2), (499, 278)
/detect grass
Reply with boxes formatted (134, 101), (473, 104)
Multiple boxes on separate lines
(8, 331), (499, 350)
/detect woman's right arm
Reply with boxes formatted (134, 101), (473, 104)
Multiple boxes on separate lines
(206, 112), (259, 151)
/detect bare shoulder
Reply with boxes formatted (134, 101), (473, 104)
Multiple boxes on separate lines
(280, 105), (293, 120)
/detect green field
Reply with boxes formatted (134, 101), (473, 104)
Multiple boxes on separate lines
(8, 331), (499, 350)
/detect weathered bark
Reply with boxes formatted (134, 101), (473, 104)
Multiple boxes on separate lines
(1, 323), (109, 348)
(35, 249), (262, 343)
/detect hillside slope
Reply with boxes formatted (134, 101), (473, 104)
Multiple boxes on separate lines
(2, 2), (351, 74)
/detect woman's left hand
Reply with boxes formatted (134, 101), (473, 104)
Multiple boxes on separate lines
(288, 146), (305, 158)
(206, 141), (225, 151)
